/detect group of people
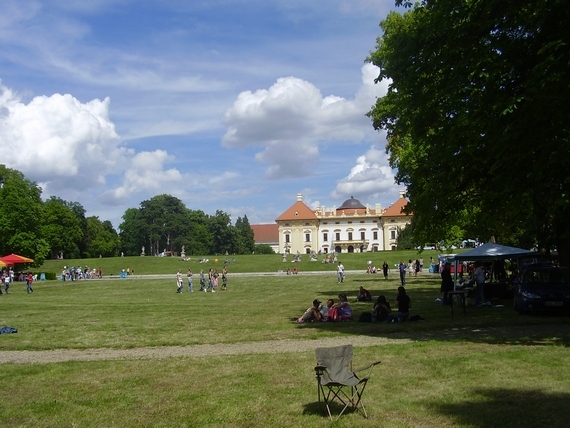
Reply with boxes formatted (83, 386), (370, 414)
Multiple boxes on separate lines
(440, 260), (488, 306)
(0, 270), (34, 294)
(178, 266), (228, 293)
(61, 266), (103, 280)
(397, 259), (425, 285)
(297, 286), (412, 324)
(297, 293), (353, 323)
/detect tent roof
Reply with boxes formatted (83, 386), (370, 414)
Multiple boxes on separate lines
(454, 243), (535, 261)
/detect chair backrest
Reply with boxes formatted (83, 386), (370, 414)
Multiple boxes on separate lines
(316, 345), (359, 385)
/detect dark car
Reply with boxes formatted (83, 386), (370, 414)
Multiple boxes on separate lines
(513, 265), (570, 314)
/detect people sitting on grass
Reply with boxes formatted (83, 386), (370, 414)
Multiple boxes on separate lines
(372, 295), (393, 322)
(297, 299), (333, 323)
(327, 293), (353, 321)
(356, 286), (372, 302)
(395, 286), (411, 322)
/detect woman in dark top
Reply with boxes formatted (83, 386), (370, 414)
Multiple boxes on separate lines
(395, 286), (411, 322)
(382, 261), (389, 279)
(440, 262), (454, 305)
(372, 295), (392, 322)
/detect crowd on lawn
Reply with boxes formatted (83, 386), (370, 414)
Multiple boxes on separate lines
(61, 266), (103, 280)
(297, 285), (413, 324)
(0, 268), (36, 294)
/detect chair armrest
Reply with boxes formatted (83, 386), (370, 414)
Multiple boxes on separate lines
(354, 360), (381, 373)
(314, 365), (327, 375)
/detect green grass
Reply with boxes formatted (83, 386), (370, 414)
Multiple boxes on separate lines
(37, 249), (447, 276)
(1, 271), (569, 427)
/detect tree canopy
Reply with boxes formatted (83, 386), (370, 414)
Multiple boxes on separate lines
(368, 0), (570, 265)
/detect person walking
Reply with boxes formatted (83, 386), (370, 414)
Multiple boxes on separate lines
(382, 261), (389, 280)
(398, 261), (406, 286)
(337, 261), (345, 283)
(176, 269), (183, 293)
(187, 268), (193, 292)
(221, 265), (228, 290)
(199, 269), (206, 292)
(26, 272), (34, 293)
(207, 268), (216, 292)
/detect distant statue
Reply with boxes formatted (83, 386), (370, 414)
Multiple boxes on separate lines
(310, 250), (318, 261)
(292, 251), (301, 262)
(181, 245), (186, 257)
(282, 253), (287, 262)
(141, 246), (145, 256)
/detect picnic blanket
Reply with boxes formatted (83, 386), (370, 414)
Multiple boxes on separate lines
(0, 326), (18, 334)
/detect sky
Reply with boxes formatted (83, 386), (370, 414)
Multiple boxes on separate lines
(0, 0), (404, 229)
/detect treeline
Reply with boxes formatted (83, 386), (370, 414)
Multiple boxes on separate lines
(0, 165), (257, 265)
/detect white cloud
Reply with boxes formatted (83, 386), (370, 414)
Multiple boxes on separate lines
(98, 150), (183, 204)
(331, 145), (397, 201)
(0, 80), (192, 209)
(222, 63), (386, 179)
(0, 82), (130, 191)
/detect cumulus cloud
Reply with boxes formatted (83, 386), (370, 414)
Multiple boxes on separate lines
(222, 63), (386, 179)
(0, 82), (130, 191)
(98, 150), (183, 204)
(0, 80), (186, 206)
(331, 145), (397, 201)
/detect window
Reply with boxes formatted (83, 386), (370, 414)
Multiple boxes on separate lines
(335, 232), (340, 241)
(360, 231), (365, 240)
(348, 232), (353, 240)
(305, 233), (310, 242)
(373, 231), (378, 240)
(285, 235), (290, 243)
(323, 233), (328, 242)
(390, 230), (396, 240)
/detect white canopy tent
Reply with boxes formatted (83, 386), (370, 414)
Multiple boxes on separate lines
(452, 243), (536, 293)
(454, 243), (535, 261)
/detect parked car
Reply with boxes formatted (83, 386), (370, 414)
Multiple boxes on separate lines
(513, 265), (570, 314)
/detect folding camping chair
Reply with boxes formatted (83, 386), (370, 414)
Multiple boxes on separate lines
(314, 344), (381, 421)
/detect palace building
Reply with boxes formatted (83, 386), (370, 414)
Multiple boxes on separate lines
(273, 192), (411, 254)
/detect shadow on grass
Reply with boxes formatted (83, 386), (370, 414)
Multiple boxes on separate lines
(429, 388), (570, 428)
(302, 400), (358, 419)
(294, 286), (570, 347)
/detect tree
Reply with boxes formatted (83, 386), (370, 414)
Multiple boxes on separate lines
(368, 0), (570, 265)
(42, 197), (84, 259)
(138, 195), (191, 255)
(235, 215), (255, 254)
(119, 208), (146, 256)
(207, 210), (233, 255)
(85, 216), (120, 257)
(0, 165), (49, 265)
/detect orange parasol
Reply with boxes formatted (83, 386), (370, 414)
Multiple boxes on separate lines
(0, 253), (34, 265)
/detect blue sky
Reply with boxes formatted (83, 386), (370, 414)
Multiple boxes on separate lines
(0, 0), (404, 228)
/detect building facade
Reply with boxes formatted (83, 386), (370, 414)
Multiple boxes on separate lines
(275, 193), (411, 254)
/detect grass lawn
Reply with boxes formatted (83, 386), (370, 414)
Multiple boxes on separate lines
(1, 265), (569, 427)
(37, 249), (447, 276)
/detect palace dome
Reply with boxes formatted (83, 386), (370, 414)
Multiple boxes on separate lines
(337, 196), (366, 211)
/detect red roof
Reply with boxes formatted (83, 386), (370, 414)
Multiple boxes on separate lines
(382, 197), (411, 217)
(275, 201), (318, 221)
(250, 224), (279, 243)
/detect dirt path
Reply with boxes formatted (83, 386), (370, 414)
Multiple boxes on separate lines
(1, 336), (412, 364)
(3, 324), (569, 364)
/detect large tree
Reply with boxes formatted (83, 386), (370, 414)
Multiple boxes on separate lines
(138, 194), (191, 255)
(368, 0), (570, 265)
(42, 197), (85, 259)
(0, 165), (49, 264)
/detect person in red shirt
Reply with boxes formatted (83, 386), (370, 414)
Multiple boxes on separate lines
(356, 286), (372, 302)
(26, 272), (34, 293)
